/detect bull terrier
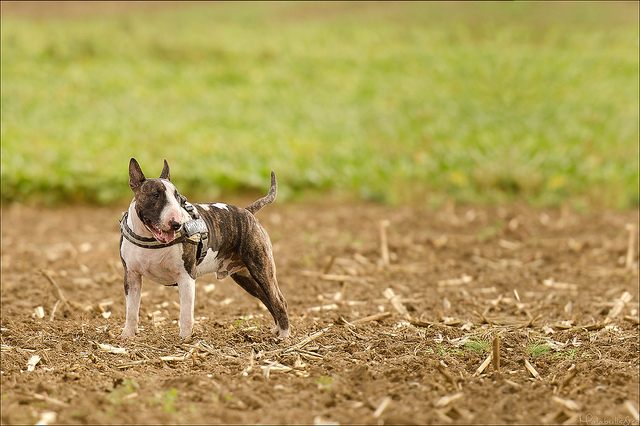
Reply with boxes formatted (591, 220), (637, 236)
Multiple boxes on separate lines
(118, 158), (290, 340)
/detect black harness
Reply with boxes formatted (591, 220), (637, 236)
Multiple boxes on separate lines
(119, 200), (209, 266)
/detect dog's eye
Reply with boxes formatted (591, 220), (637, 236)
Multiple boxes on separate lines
(154, 193), (160, 198)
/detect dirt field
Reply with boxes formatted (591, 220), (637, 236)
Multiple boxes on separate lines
(1, 201), (638, 425)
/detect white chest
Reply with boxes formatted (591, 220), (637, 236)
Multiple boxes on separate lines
(120, 239), (185, 285)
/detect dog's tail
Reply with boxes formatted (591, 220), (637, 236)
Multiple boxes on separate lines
(245, 171), (277, 215)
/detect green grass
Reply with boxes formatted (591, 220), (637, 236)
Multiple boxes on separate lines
(437, 344), (463, 357)
(1, 2), (638, 208)
(526, 340), (552, 358)
(463, 338), (491, 354)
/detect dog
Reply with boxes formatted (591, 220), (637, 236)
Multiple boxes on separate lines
(118, 158), (290, 340)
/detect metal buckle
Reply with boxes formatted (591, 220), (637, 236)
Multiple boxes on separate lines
(183, 218), (208, 237)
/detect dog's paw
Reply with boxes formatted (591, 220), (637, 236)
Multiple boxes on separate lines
(180, 334), (194, 343)
(118, 329), (137, 340)
(179, 330), (193, 340)
(278, 329), (291, 339)
(271, 325), (290, 339)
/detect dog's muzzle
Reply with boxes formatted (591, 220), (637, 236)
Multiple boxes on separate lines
(120, 206), (209, 266)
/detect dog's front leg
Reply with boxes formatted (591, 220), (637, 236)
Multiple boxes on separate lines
(177, 276), (196, 339)
(120, 269), (143, 340)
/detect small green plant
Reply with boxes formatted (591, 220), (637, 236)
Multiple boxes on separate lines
(437, 345), (463, 357)
(526, 340), (552, 358)
(211, 394), (231, 405)
(106, 379), (139, 405)
(149, 388), (178, 413)
(314, 375), (334, 392)
(551, 348), (579, 360)
(463, 338), (491, 354)
(234, 317), (259, 329)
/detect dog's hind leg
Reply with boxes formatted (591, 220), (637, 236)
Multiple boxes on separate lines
(120, 270), (143, 340)
(231, 269), (290, 338)
(231, 270), (275, 323)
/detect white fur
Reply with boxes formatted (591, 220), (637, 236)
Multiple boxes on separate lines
(195, 248), (220, 277)
(211, 203), (228, 210)
(193, 248), (247, 280)
(120, 201), (196, 339)
(158, 180), (183, 230)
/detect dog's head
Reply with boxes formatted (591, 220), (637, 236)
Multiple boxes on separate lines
(128, 158), (184, 243)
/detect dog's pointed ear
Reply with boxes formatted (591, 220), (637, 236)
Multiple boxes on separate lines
(159, 159), (170, 180)
(129, 158), (146, 192)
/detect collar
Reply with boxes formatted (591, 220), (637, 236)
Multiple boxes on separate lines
(119, 200), (210, 265)
(119, 211), (193, 249)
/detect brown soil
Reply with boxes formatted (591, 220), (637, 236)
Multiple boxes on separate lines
(1, 201), (638, 425)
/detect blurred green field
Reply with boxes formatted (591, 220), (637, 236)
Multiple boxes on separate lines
(1, 2), (638, 208)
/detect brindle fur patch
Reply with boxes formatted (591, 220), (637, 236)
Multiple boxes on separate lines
(181, 240), (198, 279)
(216, 252), (246, 279)
(135, 180), (169, 227)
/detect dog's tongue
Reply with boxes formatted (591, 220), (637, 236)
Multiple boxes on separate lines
(143, 217), (176, 243)
(154, 229), (175, 243)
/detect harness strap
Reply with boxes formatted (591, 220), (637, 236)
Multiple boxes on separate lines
(182, 201), (209, 265)
(119, 212), (194, 249)
(119, 201), (210, 265)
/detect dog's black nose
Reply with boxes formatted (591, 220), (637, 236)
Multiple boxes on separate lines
(169, 220), (182, 231)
